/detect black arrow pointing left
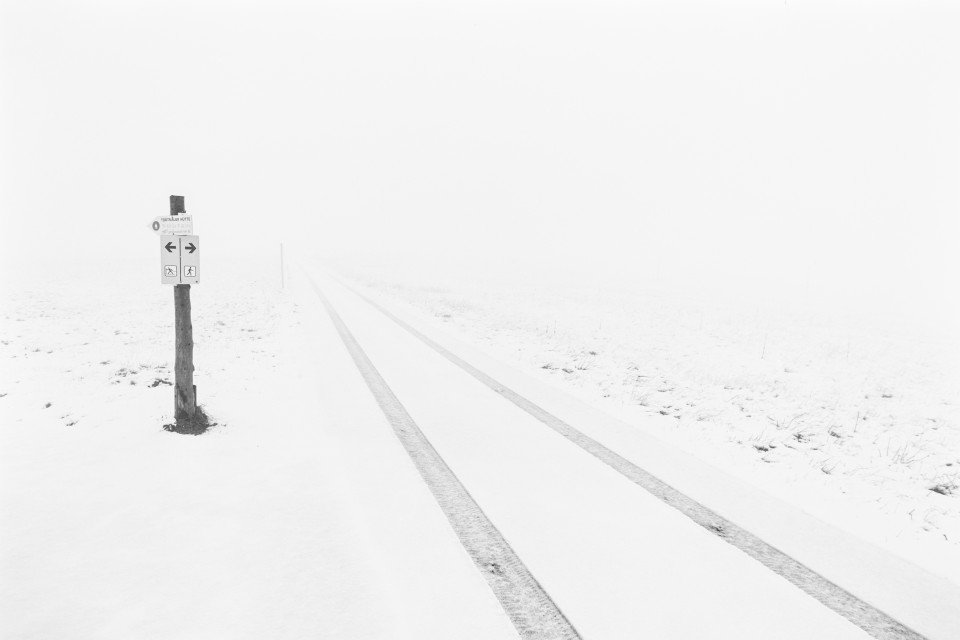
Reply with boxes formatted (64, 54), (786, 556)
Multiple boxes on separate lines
(185, 243), (197, 254)
(164, 241), (176, 253)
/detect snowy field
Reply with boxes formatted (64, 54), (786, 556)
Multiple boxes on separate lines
(338, 260), (960, 585)
(2, 248), (958, 638)
(0, 259), (306, 638)
(0, 255), (533, 639)
(4, 0), (958, 636)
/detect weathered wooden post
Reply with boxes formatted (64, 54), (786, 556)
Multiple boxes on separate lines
(170, 195), (197, 420)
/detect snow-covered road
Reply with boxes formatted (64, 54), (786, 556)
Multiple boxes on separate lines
(305, 267), (958, 640)
(3, 259), (957, 639)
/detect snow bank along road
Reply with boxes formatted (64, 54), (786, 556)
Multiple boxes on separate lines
(306, 269), (960, 640)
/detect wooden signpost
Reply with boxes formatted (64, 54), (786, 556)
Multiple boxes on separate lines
(168, 195), (196, 421)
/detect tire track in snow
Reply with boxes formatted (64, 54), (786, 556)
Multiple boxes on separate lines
(342, 281), (927, 640)
(309, 278), (581, 640)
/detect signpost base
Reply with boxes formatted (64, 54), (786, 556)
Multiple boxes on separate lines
(174, 283), (196, 420)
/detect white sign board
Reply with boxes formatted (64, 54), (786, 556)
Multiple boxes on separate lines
(160, 235), (200, 285)
(152, 215), (194, 235)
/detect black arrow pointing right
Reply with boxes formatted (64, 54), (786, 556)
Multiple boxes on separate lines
(164, 242), (176, 252)
(184, 243), (197, 254)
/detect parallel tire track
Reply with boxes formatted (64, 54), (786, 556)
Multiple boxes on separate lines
(341, 280), (926, 640)
(309, 278), (581, 640)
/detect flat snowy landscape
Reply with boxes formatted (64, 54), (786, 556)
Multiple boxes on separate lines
(2, 253), (959, 639)
(339, 260), (960, 577)
(2, 0), (958, 638)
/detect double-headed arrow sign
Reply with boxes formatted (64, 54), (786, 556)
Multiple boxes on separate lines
(165, 241), (197, 254)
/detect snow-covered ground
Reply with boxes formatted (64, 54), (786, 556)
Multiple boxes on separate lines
(0, 257), (516, 639)
(3, 250), (958, 638)
(337, 260), (960, 585)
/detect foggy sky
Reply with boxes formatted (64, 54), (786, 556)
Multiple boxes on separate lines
(1, 0), (957, 325)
